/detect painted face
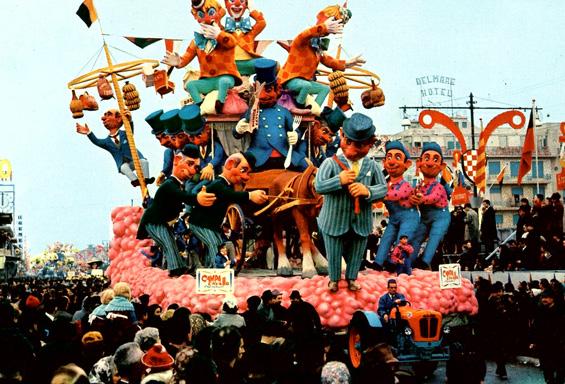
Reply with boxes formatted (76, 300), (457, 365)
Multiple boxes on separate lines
(188, 126), (210, 146)
(339, 131), (375, 162)
(173, 156), (201, 181)
(224, 155), (252, 185)
(101, 110), (123, 131)
(383, 149), (411, 179)
(416, 150), (445, 178)
(193, 3), (225, 25)
(156, 134), (174, 148)
(225, 0), (247, 19)
(258, 83), (280, 108)
(310, 121), (333, 147)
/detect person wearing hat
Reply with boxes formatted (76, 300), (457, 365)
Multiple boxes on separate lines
(213, 296), (246, 328)
(140, 344), (175, 384)
(296, 106), (345, 168)
(162, 0), (242, 113)
(315, 113), (387, 292)
(76, 109), (154, 187)
(408, 142), (450, 269)
(234, 58), (305, 171)
(137, 144), (217, 277)
(373, 140), (419, 271)
(188, 152), (268, 268)
(550, 192), (564, 237)
(287, 290), (322, 337)
(145, 109), (176, 186)
(179, 103), (226, 180)
(277, 6), (364, 108)
(223, 0), (266, 76)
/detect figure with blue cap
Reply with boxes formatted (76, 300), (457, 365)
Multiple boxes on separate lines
(296, 106), (345, 167)
(145, 109), (175, 186)
(76, 109), (154, 187)
(408, 142), (451, 270)
(137, 144), (217, 277)
(315, 113), (387, 292)
(372, 140), (419, 273)
(234, 59), (305, 171)
(152, 109), (191, 184)
(180, 104), (226, 180)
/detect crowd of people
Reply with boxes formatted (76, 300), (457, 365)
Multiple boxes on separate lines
(0, 275), (563, 384)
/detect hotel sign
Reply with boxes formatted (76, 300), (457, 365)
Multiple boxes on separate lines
(416, 75), (455, 98)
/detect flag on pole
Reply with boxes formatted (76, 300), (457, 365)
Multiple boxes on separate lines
(496, 162), (507, 186)
(76, 0), (98, 27)
(517, 109), (535, 185)
(125, 37), (162, 49)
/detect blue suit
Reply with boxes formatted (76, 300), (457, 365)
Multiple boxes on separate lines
(375, 180), (420, 266)
(315, 154), (387, 281)
(161, 148), (175, 178)
(409, 182), (451, 265)
(199, 140), (226, 176)
(377, 292), (406, 319)
(87, 130), (146, 170)
(296, 140), (327, 168)
(235, 105), (304, 169)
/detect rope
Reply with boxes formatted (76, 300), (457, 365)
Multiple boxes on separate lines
(75, 45), (104, 77)
(109, 45), (143, 60)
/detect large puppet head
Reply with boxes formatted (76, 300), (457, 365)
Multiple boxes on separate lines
(178, 104), (209, 146)
(101, 109), (124, 133)
(316, 4), (352, 25)
(339, 113), (377, 162)
(416, 142), (445, 179)
(222, 152), (255, 186)
(224, 0), (247, 19)
(383, 141), (412, 179)
(173, 144), (201, 182)
(310, 107), (346, 146)
(146, 109), (174, 149)
(254, 59), (280, 108)
(191, 0), (226, 25)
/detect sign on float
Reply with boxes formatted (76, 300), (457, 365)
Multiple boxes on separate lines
(439, 263), (462, 289)
(196, 268), (235, 294)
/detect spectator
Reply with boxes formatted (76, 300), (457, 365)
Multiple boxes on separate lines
(480, 199), (498, 254)
(464, 203), (480, 250)
(50, 363), (89, 384)
(213, 296), (246, 328)
(551, 192), (564, 237)
(113, 342), (144, 384)
(140, 344), (174, 384)
(516, 205), (532, 242)
(321, 361), (351, 384)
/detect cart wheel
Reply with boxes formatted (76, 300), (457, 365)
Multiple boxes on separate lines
(225, 204), (246, 275)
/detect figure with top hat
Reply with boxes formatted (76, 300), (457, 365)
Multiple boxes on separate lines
(277, 4), (365, 110)
(162, 0), (242, 114)
(76, 109), (154, 187)
(409, 142), (451, 270)
(315, 113), (387, 292)
(234, 59), (307, 171)
(372, 141), (419, 272)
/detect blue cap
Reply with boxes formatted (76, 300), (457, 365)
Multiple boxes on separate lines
(145, 109), (165, 135)
(385, 140), (411, 160)
(421, 142), (443, 159)
(160, 109), (181, 135)
(178, 104), (205, 135)
(253, 58), (278, 85)
(342, 113), (375, 141)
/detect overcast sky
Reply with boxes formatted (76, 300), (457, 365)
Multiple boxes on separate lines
(2, 0), (565, 254)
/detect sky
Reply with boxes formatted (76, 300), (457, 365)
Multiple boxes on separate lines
(2, 0), (565, 255)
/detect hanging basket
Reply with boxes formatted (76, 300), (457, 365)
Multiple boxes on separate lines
(79, 91), (99, 111)
(122, 81), (141, 111)
(70, 90), (84, 119)
(154, 70), (175, 97)
(360, 79), (385, 109)
(329, 70), (349, 106)
(97, 74), (114, 100)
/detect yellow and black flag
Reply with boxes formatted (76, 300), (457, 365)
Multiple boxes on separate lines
(76, 0), (98, 28)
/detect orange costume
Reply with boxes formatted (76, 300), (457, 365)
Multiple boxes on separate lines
(278, 23), (345, 106)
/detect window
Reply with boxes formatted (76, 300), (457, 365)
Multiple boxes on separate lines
(488, 161), (501, 176)
(495, 214), (503, 225)
(491, 185), (501, 194)
(512, 186), (523, 196)
(510, 161), (520, 177)
(534, 186), (545, 196)
(531, 161), (544, 178)
(512, 214), (519, 226)
(461, 121), (468, 128)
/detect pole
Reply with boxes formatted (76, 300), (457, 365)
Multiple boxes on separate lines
(102, 43), (148, 199)
(468, 92), (478, 198)
(532, 99), (540, 194)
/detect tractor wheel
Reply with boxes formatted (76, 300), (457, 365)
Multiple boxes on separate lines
(348, 311), (386, 369)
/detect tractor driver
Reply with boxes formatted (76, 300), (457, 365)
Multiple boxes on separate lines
(377, 279), (406, 323)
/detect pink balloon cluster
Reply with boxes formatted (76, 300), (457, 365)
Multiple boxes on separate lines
(107, 206), (478, 328)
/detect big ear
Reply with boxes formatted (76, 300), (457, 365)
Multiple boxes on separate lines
(173, 153), (183, 166)
(404, 159), (413, 169)
(439, 160), (447, 171)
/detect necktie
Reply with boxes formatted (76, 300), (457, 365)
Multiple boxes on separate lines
(351, 161), (360, 176)
(112, 135), (120, 145)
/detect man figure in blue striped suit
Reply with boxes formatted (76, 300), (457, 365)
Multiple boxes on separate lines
(315, 113), (387, 292)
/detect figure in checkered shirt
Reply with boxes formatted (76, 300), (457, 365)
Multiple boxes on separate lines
(162, 0), (242, 114)
(408, 142), (451, 270)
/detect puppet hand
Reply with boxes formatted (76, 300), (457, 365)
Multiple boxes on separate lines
(76, 123), (90, 135)
(123, 109), (132, 122)
(235, 119), (251, 134)
(339, 170), (356, 186)
(196, 186), (217, 207)
(249, 190), (268, 204)
(346, 54), (366, 68)
(409, 192), (423, 206)
(287, 131), (298, 146)
(324, 17), (343, 35)
(201, 164), (215, 181)
(201, 23), (221, 39)
(156, 172), (166, 186)
(348, 182), (369, 198)
(162, 52), (181, 67)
